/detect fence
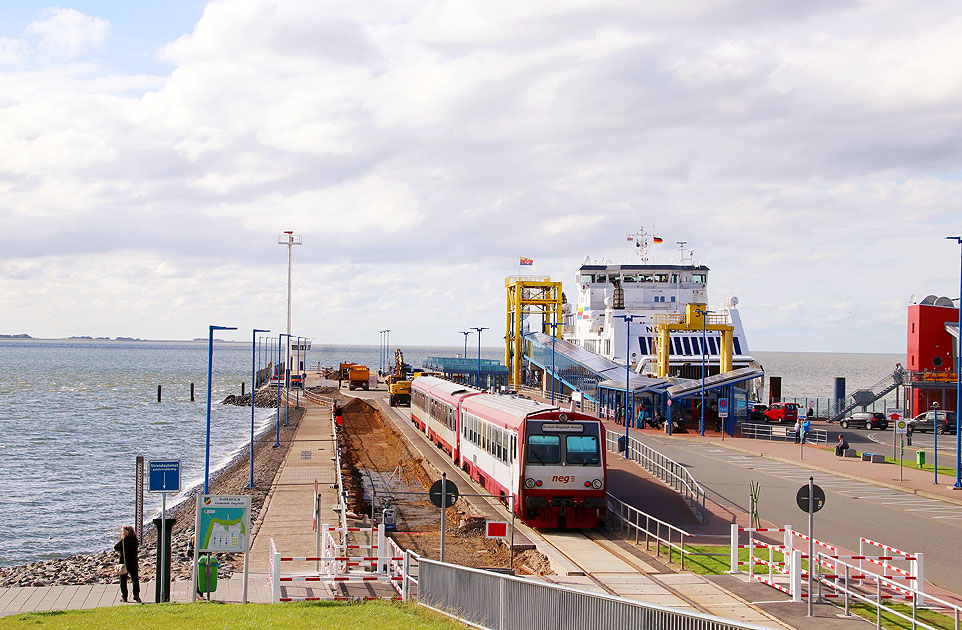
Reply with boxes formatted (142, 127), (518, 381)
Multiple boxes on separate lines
(738, 423), (828, 446)
(604, 433), (707, 522)
(416, 558), (775, 630)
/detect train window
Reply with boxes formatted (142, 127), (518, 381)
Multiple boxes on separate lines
(565, 436), (600, 465)
(511, 435), (517, 463)
(527, 435), (561, 464)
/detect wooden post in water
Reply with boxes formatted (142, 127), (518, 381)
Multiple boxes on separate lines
(157, 385), (162, 403)
(190, 382), (195, 402)
(241, 382), (245, 397)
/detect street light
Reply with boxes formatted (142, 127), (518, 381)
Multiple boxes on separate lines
(932, 402), (940, 485)
(460, 331), (472, 359)
(695, 308), (715, 437)
(275, 334), (291, 445)
(947, 235), (962, 490)
(473, 327), (489, 389)
(249, 328), (270, 488)
(295, 336), (303, 409)
(205, 324), (237, 495)
(615, 314), (637, 456)
(277, 231), (302, 336)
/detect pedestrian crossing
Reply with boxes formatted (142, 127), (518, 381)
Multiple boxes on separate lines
(682, 442), (962, 523)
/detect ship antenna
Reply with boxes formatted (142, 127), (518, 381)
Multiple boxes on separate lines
(627, 227), (649, 264)
(676, 241), (687, 265)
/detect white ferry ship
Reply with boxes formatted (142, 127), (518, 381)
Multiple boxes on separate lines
(561, 228), (759, 381)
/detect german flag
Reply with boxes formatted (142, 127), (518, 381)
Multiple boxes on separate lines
(652, 236), (663, 244)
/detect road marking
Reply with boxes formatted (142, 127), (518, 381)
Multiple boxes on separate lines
(932, 515), (962, 519)
(905, 507), (962, 512)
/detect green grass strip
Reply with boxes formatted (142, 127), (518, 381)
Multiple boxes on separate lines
(847, 601), (959, 630)
(0, 601), (465, 630)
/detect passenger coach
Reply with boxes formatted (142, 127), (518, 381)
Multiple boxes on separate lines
(410, 376), (482, 460)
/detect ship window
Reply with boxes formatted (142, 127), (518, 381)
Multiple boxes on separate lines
(527, 435), (561, 464)
(670, 296), (676, 302)
(596, 274), (607, 283)
(623, 275), (635, 283)
(566, 436), (600, 465)
(639, 337), (648, 354)
(682, 337), (692, 355)
(671, 274), (679, 283)
(708, 337), (718, 355)
(733, 337), (742, 355)
(692, 273), (707, 283)
(639, 274), (653, 282)
(654, 274), (669, 282)
(580, 274), (595, 283)
(672, 337), (683, 355)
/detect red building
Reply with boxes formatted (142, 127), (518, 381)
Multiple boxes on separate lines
(906, 296), (959, 415)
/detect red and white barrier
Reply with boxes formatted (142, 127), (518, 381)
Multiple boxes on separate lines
(859, 537), (924, 603)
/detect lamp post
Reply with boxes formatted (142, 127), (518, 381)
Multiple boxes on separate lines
(947, 235), (962, 489)
(932, 402), (940, 485)
(547, 322), (561, 404)
(205, 324), (237, 495)
(460, 331), (472, 359)
(275, 334), (291, 445)
(473, 327), (489, 389)
(378, 330), (384, 374)
(284, 334), (291, 426)
(615, 315), (637, 456)
(249, 328), (270, 487)
(277, 231), (302, 336)
(295, 336), (302, 409)
(695, 308), (714, 437)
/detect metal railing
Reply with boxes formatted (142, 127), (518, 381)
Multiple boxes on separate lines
(738, 422), (828, 446)
(605, 433), (707, 522)
(605, 493), (716, 569)
(514, 385), (598, 413)
(417, 558), (774, 630)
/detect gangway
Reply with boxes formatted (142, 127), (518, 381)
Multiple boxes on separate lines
(828, 368), (904, 422)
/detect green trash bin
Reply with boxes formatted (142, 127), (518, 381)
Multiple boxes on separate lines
(197, 555), (220, 593)
(916, 450), (926, 469)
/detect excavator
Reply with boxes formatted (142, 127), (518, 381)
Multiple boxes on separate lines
(387, 349), (411, 407)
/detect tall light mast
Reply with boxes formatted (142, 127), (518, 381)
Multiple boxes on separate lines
(277, 231), (302, 336)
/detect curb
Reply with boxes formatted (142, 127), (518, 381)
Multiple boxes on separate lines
(706, 439), (962, 508)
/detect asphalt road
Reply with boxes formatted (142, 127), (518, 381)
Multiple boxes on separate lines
(636, 433), (962, 594)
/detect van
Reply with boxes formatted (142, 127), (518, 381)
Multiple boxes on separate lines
(763, 402), (800, 424)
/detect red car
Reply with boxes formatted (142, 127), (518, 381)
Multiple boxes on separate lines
(763, 402), (800, 424)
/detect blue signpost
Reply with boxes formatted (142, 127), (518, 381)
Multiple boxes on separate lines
(148, 460), (181, 494)
(148, 459), (180, 603)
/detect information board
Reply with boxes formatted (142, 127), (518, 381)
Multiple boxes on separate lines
(887, 408), (908, 435)
(195, 495), (251, 553)
(148, 459), (181, 494)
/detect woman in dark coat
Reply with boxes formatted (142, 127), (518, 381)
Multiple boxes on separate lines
(114, 525), (141, 603)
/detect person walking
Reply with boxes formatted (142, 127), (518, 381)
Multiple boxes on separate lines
(793, 418), (802, 444)
(114, 525), (141, 603)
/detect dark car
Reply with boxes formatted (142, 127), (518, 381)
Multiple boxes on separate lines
(763, 402), (800, 424)
(748, 403), (768, 422)
(908, 411), (957, 434)
(840, 412), (888, 430)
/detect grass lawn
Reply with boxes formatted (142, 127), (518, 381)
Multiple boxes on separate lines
(0, 601), (465, 630)
(848, 602), (959, 630)
(882, 454), (956, 475)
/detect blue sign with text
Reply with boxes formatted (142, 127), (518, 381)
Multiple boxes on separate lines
(148, 460), (181, 494)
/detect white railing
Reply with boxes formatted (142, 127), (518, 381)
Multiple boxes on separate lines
(605, 433), (707, 522)
(605, 494), (709, 569)
(739, 422), (828, 446)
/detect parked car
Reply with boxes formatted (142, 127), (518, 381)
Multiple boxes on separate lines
(840, 412), (888, 430)
(747, 402), (768, 422)
(908, 411), (957, 434)
(763, 402), (800, 424)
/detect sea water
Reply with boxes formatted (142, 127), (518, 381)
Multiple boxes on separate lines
(0, 340), (901, 566)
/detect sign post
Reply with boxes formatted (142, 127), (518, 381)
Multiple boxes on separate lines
(193, 495), (251, 603)
(796, 479), (825, 616)
(890, 409), (908, 482)
(147, 459), (180, 603)
(718, 396), (729, 441)
(429, 474), (459, 563)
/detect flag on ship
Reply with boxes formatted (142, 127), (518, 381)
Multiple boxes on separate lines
(652, 236), (663, 243)
(626, 235), (634, 241)
(520, 257), (534, 265)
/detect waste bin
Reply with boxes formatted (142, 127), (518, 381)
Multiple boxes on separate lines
(916, 450), (926, 469)
(616, 436), (626, 452)
(197, 555), (220, 593)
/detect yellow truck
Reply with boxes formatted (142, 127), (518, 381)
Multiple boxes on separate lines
(348, 365), (371, 391)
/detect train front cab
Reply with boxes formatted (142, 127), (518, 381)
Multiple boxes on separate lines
(520, 412), (606, 528)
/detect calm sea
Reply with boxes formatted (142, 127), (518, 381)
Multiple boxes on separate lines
(0, 340), (901, 567)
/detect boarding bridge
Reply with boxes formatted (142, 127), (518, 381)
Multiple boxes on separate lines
(827, 369), (904, 422)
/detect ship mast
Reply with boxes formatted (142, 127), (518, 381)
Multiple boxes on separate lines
(627, 227), (651, 264)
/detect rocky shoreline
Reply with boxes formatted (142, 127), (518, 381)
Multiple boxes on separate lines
(0, 401), (306, 589)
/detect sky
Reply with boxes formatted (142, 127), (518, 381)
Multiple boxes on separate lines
(2, 1), (962, 353)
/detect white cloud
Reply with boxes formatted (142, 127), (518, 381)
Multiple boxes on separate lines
(24, 8), (110, 60)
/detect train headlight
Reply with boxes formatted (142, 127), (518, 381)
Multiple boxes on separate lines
(525, 478), (536, 489)
(591, 479), (603, 489)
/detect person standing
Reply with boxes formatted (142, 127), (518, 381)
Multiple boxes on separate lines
(801, 416), (811, 444)
(793, 418), (802, 444)
(114, 525), (141, 603)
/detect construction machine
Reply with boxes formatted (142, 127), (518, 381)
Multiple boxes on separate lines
(387, 349), (411, 407)
(348, 365), (371, 391)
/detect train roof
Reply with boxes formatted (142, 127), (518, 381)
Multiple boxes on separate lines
(412, 375), (482, 399)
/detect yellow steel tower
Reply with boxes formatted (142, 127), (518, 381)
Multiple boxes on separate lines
(653, 303), (735, 378)
(505, 276), (563, 387)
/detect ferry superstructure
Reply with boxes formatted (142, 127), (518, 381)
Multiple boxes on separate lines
(562, 229), (758, 380)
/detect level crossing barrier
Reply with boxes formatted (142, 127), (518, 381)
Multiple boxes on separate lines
(605, 433), (707, 521)
(738, 422), (828, 446)
(859, 538), (925, 602)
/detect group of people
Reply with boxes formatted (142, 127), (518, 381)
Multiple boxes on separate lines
(793, 409), (814, 444)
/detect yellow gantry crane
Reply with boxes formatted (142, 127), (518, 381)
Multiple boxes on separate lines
(654, 303), (734, 378)
(505, 276), (563, 388)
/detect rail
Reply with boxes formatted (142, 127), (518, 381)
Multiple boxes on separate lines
(416, 558), (774, 630)
(604, 493), (718, 569)
(605, 433), (707, 522)
(738, 422), (828, 446)
(513, 385), (597, 413)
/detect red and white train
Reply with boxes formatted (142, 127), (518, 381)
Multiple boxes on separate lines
(411, 375), (606, 529)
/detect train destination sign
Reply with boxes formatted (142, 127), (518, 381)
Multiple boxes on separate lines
(542, 423), (584, 432)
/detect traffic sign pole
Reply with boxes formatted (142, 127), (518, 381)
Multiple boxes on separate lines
(440, 473), (447, 563)
(808, 476), (814, 617)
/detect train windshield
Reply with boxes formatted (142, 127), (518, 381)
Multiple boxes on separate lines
(527, 435), (561, 464)
(565, 435), (600, 465)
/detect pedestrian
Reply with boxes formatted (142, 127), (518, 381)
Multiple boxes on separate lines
(801, 416), (811, 444)
(793, 418), (802, 444)
(807, 406), (814, 419)
(835, 434), (850, 457)
(617, 405), (625, 425)
(636, 406), (649, 429)
(114, 525), (141, 603)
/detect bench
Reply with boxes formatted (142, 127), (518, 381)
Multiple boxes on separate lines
(861, 452), (885, 463)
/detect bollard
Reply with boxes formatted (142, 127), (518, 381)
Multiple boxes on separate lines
(157, 385), (162, 402)
(153, 517), (176, 602)
(190, 382), (195, 402)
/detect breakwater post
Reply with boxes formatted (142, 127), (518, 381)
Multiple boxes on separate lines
(190, 382), (195, 402)
(241, 382), (245, 397)
(157, 385), (162, 402)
